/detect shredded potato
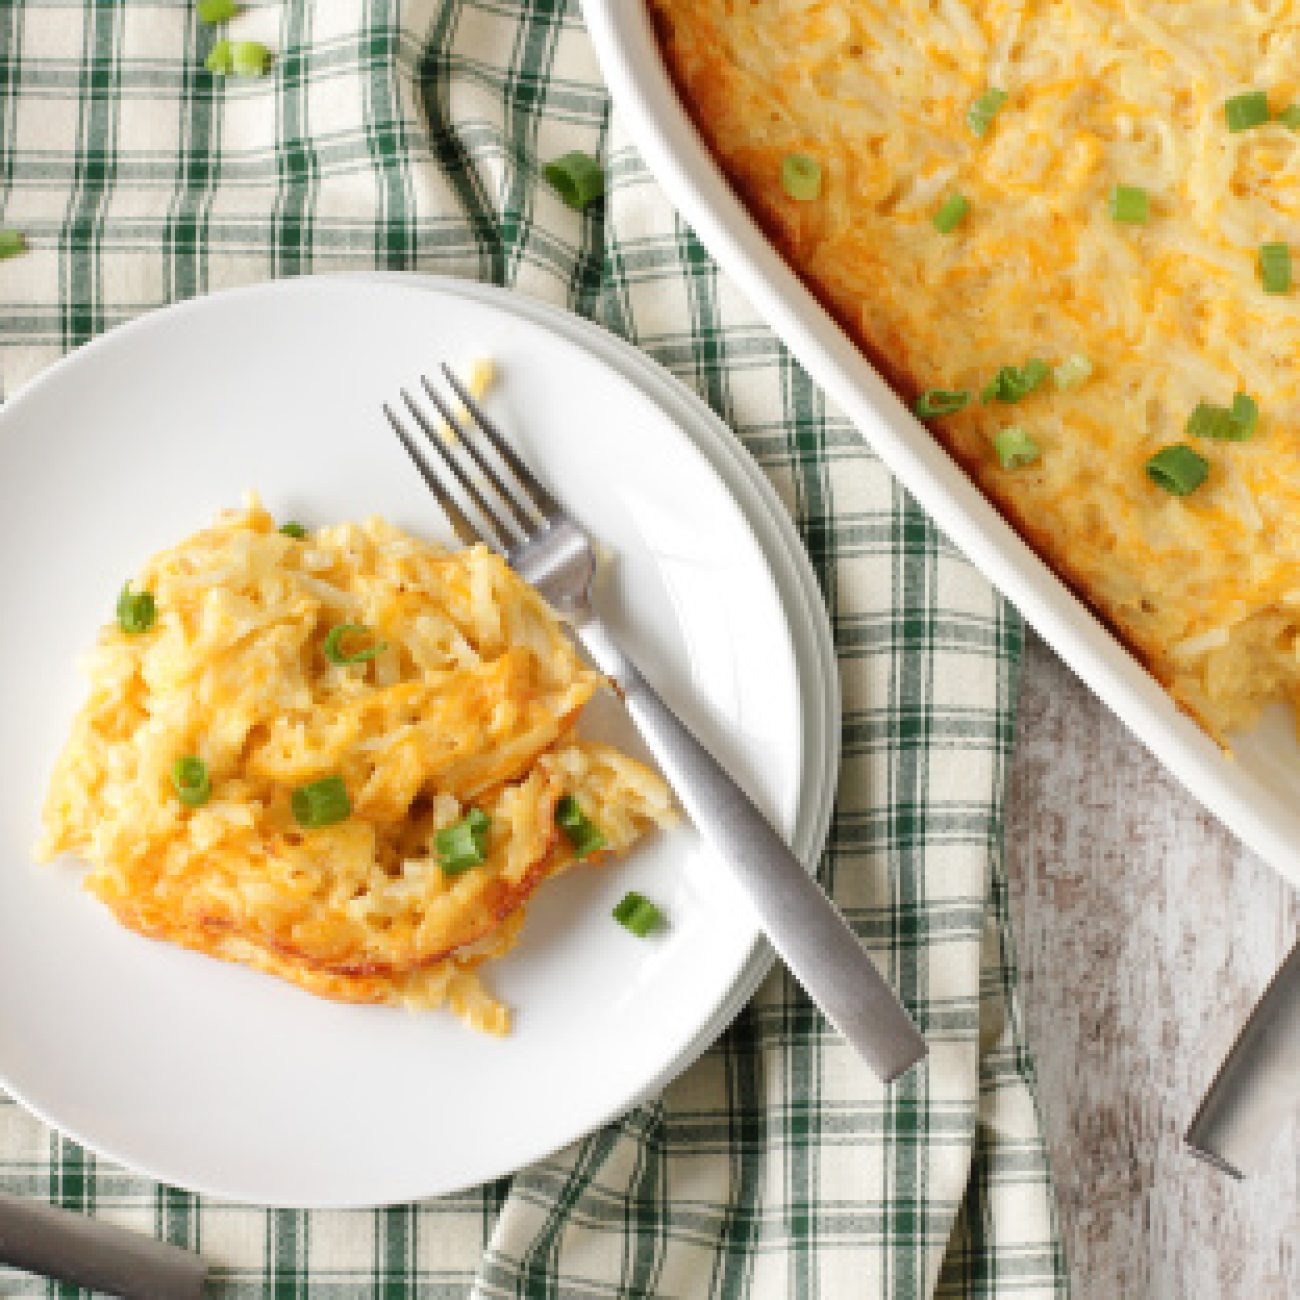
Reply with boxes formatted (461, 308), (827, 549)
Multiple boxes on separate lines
(652, 0), (1300, 741)
(39, 497), (675, 1032)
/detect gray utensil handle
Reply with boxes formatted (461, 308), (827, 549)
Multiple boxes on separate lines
(578, 617), (927, 1082)
(0, 1192), (207, 1299)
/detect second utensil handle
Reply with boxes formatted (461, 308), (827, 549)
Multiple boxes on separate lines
(577, 617), (927, 1082)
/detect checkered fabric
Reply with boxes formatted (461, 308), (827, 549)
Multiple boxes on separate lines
(0, 2), (1066, 1296)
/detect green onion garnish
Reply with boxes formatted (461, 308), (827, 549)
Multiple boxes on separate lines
(323, 623), (388, 666)
(555, 795), (607, 858)
(278, 521), (307, 539)
(116, 583), (157, 635)
(197, 0), (238, 23)
(933, 192), (969, 234)
(982, 359), (1049, 404)
(1053, 354), (1093, 390)
(1186, 394), (1257, 442)
(291, 776), (351, 829)
(1146, 444), (1209, 496)
(0, 229), (26, 260)
(780, 153), (822, 202)
(993, 426), (1041, 469)
(913, 388), (971, 419)
(1259, 242), (1292, 294)
(231, 40), (271, 76)
(1109, 184), (1150, 225)
(435, 808), (490, 875)
(967, 88), (1008, 138)
(1278, 104), (1300, 129)
(204, 39), (233, 74)
(613, 891), (663, 938)
(171, 756), (212, 808)
(544, 151), (605, 210)
(1225, 91), (1270, 133)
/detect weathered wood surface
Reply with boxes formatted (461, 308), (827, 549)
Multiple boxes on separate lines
(1005, 633), (1300, 1298)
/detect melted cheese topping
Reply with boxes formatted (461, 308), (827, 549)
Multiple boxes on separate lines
(652, 0), (1300, 738)
(39, 498), (675, 1031)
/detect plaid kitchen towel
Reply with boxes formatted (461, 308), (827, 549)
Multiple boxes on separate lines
(0, 1), (1066, 1296)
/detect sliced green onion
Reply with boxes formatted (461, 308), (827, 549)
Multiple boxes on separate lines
(231, 40), (271, 77)
(982, 359), (1049, 404)
(555, 795), (607, 859)
(204, 38), (233, 74)
(993, 426), (1041, 469)
(116, 582), (157, 635)
(0, 229), (26, 259)
(1109, 184), (1150, 225)
(613, 890), (663, 938)
(933, 192), (969, 234)
(967, 88), (1008, 138)
(1225, 90), (1270, 133)
(171, 756), (212, 808)
(913, 388), (971, 419)
(278, 521), (307, 539)
(197, 0), (238, 23)
(323, 623), (388, 666)
(1186, 394), (1257, 442)
(291, 776), (351, 829)
(435, 808), (490, 875)
(544, 151), (605, 210)
(1146, 444), (1209, 496)
(1259, 242), (1292, 294)
(780, 153), (822, 202)
(1278, 104), (1300, 129)
(1053, 353), (1093, 390)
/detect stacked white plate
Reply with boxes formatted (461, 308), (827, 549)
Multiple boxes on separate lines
(0, 275), (838, 1207)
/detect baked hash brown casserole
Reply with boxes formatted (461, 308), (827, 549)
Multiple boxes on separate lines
(39, 498), (674, 1033)
(651, 0), (1300, 742)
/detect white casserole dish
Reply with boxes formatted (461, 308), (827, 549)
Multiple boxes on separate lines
(581, 0), (1300, 889)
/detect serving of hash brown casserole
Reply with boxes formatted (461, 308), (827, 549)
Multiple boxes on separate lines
(651, 0), (1300, 743)
(38, 498), (674, 1033)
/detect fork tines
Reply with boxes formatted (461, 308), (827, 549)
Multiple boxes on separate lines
(383, 363), (559, 553)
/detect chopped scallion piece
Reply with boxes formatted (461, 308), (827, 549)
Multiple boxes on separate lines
(913, 388), (970, 419)
(967, 88), (1008, 138)
(1186, 393), (1257, 442)
(291, 776), (351, 829)
(204, 38), (233, 74)
(1225, 90), (1270, 133)
(116, 582), (157, 635)
(436, 808), (490, 875)
(231, 40), (271, 77)
(198, 0), (239, 23)
(172, 756), (212, 808)
(982, 359), (1049, 404)
(555, 795), (607, 858)
(1053, 353), (1093, 390)
(279, 521), (307, 539)
(1109, 184), (1150, 225)
(613, 891), (664, 938)
(933, 192), (969, 234)
(323, 623), (388, 666)
(1259, 242), (1292, 294)
(993, 426), (1041, 469)
(544, 151), (605, 210)
(0, 229), (26, 259)
(780, 153), (822, 202)
(1146, 444), (1209, 496)
(1278, 104), (1300, 129)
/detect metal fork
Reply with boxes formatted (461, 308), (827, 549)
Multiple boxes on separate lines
(384, 367), (927, 1082)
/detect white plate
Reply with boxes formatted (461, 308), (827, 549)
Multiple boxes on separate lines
(583, 0), (1300, 888)
(0, 276), (831, 1207)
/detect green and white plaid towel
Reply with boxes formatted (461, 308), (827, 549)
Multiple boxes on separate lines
(0, 2), (1066, 1296)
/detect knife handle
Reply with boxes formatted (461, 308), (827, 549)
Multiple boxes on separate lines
(0, 1192), (208, 1299)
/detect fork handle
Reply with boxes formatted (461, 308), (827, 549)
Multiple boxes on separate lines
(577, 617), (927, 1082)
